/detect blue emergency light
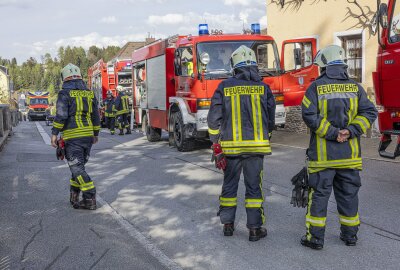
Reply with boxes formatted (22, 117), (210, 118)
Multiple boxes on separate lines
(199, 24), (209, 35)
(251, 23), (261, 34)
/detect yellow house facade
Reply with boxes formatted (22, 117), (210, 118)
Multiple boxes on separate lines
(267, 0), (378, 93)
(0, 66), (11, 104)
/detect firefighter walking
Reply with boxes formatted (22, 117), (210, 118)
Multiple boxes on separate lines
(51, 63), (101, 210)
(104, 90), (116, 135)
(301, 45), (377, 249)
(207, 45), (276, 241)
(114, 85), (131, 135)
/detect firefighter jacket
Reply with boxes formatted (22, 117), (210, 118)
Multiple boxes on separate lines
(113, 91), (129, 115)
(301, 65), (378, 173)
(104, 97), (115, 117)
(207, 66), (276, 156)
(52, 79), (101, 141)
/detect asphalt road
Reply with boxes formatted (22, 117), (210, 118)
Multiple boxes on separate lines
(0, 121), (399, 270)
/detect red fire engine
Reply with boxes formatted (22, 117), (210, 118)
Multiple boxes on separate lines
(88, 59), (111, 102)
(111, 59), (134, 108)
(131, 24), (318, 151)
(373, 0), (400, 158)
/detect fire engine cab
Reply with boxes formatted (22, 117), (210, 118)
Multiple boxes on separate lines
(373, 0), (400, 159)
(132, 24), (318, 151)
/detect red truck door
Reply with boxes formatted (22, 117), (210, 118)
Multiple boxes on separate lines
(380, 1), (400, 109)
(280, 38), (319, 106)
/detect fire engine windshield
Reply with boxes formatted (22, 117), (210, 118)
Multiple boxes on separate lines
(29, 98), (48, 105)
(389, 1), (400, 43)
(197, 41), (280, 78)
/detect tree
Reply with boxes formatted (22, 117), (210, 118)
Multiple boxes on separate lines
(269, 0), (377, 35)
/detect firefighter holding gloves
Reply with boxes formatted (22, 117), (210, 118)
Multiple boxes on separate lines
(51, 63), (101, 210)
(104, 90), (116, 135)
(114, 85), (131, 135)
(300, 45), (377, 249)
(208, 45), (276, 241)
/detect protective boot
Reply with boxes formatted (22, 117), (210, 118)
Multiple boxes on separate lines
(79, 197), (97, 210)
(249, 227), (267, 242)
(301, 235), (324, 250)
(119, 129), (124, 136)
(340, 234), (358, 246)
(125, 128), (132, 134)
(223, 223), (234, 236)
(110, 130), (115, 135)
(70, 190), (80, 209)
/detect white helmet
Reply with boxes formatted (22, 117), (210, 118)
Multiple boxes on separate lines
(106, 90), (113, 96)
(61, 63), (82, 81)
(314, 45), (347, 67)
(116, 85), (124, 91)
(230, 45), (257, 69)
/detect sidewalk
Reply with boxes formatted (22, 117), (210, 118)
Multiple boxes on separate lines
(0, 122), (168, 270)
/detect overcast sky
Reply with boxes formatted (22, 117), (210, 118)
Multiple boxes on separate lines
(0, 0), (268, 63)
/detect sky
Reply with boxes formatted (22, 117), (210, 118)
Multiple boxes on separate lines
(0, 0), (268, 63)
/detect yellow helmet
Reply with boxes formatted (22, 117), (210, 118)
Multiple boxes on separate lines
(314, 45), (347, 67)
(231, 45), (257, 69)
(61, 63), (82, 81)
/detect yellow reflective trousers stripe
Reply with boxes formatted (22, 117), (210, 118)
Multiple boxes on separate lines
(339, 213), (360, 226)
(220, 197), (237, 207)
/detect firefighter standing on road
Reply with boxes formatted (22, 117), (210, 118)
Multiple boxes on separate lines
(207, 45), (276, 241)
(300, 45), (377, 249)
(104, 90), (116, 135)
(51, 63), (100, 210)
(114, 85), (131, 135)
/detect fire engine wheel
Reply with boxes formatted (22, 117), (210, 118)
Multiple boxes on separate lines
(142, 114), (161, 142)
(172, 111), (195, 152)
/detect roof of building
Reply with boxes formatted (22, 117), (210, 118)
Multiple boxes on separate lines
(0, 65), (8, 75)
(114, 38), (156, 60)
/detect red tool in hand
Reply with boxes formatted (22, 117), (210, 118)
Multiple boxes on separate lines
(211, 143), (227, 170)
(56, 138), (65, 160)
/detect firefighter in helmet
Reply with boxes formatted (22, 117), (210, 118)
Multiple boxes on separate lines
(300, 45), (377, 249)
(114, 85), (131, 135)
(207, 45), (276, 241)
(51, 63), (100, 210)
(104, 90), (116, 135)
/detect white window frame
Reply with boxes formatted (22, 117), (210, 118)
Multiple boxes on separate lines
(333, 29), (365, 83)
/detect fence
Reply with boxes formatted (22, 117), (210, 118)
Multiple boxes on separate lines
(0, 105), (20, 148)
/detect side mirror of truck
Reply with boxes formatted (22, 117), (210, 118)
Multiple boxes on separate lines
(294, 48), (302, 66)
(379, 3), (388, 29)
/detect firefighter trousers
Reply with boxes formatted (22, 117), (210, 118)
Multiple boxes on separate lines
(219, 155), (265, 229)
(65, 137), (96, 199)
(117, 114), (129, 130)
(105, 116), (115, 132)
(306, 169), (361, 243)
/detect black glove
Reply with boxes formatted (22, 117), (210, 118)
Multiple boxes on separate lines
(290, 167), (308, 208)
(56, 138), (65, 160)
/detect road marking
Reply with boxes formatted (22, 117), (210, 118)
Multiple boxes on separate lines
(35, 122), (51, 145)
(97, 197), (183, 270)
(35, 121), (182, 270)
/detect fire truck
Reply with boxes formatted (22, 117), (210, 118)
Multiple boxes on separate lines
(132, 24), (318, 151)
(112, 59), (134, 111)
(373, 0), (400, 159)
(89, 58), (135, 125)
(27, 91), (50, 121)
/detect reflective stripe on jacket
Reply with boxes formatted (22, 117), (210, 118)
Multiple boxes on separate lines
(114, 92), (129, 115)
(207, 67), (276, 156)
(51, 80), (101, 140)
(301, 65), (378, 173)
(104, 97), (115, 117)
